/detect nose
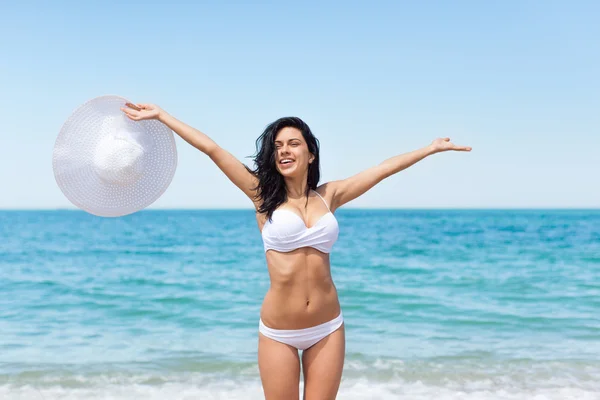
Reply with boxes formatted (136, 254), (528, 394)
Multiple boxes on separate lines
(279, 145), (291, 155)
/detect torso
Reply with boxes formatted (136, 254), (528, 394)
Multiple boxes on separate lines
(256, 187), (341, 329)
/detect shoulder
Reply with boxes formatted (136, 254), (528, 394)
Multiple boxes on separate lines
(315, 182), (341, 213)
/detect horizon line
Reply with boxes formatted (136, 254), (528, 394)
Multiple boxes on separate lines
(1, 207), (599, 211)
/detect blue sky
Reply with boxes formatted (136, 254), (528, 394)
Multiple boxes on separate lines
(1, 1), (598, 209)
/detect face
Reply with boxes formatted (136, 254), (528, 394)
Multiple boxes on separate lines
(274, 127), (314, 177)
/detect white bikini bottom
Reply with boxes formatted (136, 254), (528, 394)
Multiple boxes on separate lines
(258, 312), (344, 351)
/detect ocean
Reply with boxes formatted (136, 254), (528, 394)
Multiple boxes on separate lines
(1, 209), (599, 399)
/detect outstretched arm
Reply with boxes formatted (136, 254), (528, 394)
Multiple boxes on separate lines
(121, 103), (259, 207)
(328, 138), (471, 211)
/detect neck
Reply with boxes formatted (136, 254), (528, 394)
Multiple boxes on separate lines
(285, 175), (310, 199)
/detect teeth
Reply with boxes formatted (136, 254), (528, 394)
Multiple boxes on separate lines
(281, 159), (294, 164)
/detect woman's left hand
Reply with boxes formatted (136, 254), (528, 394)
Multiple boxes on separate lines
(429, 137), (472, 154)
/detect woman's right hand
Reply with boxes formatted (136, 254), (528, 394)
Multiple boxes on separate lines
(120, 103), (163, 121)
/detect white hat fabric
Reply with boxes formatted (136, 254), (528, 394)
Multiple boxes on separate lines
(53, 95), (177, 217)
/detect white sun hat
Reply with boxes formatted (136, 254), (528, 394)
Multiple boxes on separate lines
(52, 95), (177, 217)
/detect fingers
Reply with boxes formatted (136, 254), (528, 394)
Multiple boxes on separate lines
(453, 145), (472, 151)
(435, 137), (472, 152)
(442, 137), (471, 152)
(120, 107), (141, 120)
(124, 102), (141, 111)
(120, 107), (137, 116)
(122, 102), (143, 120)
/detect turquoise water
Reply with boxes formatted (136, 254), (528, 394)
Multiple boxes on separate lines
(1, 209), (599, 399)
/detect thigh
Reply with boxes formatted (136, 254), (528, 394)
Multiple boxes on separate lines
(301, 324), (345, 400)
(258, 332), (301, 400)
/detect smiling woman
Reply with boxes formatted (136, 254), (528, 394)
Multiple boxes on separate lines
(276, 135), (305, 166)
(120, 103), (471, 399)
(249, 117), (323, 223)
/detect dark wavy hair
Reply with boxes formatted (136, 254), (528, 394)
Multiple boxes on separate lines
(245, 117), (321, 221)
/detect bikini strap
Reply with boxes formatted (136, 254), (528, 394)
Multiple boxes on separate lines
(312, 190), (331, 212)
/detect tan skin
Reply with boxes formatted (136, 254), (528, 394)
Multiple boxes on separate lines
(257, 127), (345, 400)
(258, 127), (341, 330)
(121, 103), (472, 399)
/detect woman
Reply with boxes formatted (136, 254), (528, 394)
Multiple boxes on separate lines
(121, 103), (472, 399)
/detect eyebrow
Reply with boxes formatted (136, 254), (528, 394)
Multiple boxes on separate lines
(274, 138), (302, 144)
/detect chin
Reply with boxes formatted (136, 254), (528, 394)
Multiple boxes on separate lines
(278, 167), (299, 178)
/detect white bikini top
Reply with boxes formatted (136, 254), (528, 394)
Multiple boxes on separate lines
(261, 190), (339, 253)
